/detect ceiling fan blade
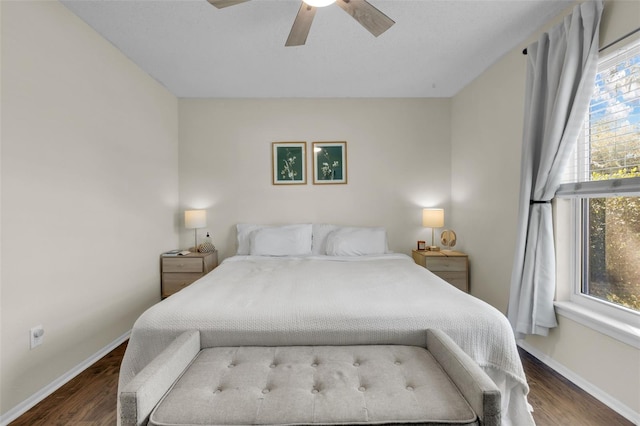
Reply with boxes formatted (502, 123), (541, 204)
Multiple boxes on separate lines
(286, 2), (317, 47)
(207, 0), (250, 9)
(336, 0), (395, 37)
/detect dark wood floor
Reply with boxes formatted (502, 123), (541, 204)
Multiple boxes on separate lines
(518, 348), (633, 426)
(10, 342), (126, 426)
(9, 342), (633, 426)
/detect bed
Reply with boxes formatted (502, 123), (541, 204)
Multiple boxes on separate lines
(118, 224), (535, 426)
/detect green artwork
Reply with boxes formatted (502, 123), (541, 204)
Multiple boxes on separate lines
(272, 142), (306, 185)
(313, 142), (347, 184)
(277, 147), (302, 181)
(316, 146), (343, 180)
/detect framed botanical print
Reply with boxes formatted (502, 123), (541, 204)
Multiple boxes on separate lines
(272, 142), (307, 185)
(312, 141), (347, 184)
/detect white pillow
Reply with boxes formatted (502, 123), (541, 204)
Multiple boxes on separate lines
(311, 223), (340, 255)
(236, 224), (267, 255)
(325, 226), (388, 256)
(249, 224), (312, 256)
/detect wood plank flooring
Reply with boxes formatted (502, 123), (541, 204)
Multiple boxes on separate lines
(10, 342), (126, 426)
(9, 342), (633, 425)
(518, 348), (633, 426)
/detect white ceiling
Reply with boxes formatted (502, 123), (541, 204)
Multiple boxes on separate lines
(60, 0), (574, 98)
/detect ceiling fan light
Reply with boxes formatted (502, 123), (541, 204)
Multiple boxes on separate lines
(303, 0), (336, 7)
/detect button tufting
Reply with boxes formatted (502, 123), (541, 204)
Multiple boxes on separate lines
(353, 362), (360, 367)
(269, 364), (276, 368)
(311, 363), (318, 367)
(358, 386), (366, 392)
(262, 388), (270, 394)
(311, 388), (319, 394)
(394, 361), (401, 365)
(228, 364), (235, 368)
(406, 386), (414, 391)
(214, 388), (222, 394)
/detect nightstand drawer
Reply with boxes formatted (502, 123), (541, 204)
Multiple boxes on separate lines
(412, 250), (469, 293)
(162, 257), (203, 273)
(432, 272), (467, 292)
(424, 257), (466, 272)
(162, 273), (203, 295)
(161, 251), (218, 298)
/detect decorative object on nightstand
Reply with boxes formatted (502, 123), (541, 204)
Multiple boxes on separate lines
(161, 250), (218, 298)
(422, 208), (444, 251)
(440, 229), (457, 250)
(412, 249), (469, 293)
(185, 210), (206, 250)
(417, 240), (426, 251)
(198, 232), (216, 253)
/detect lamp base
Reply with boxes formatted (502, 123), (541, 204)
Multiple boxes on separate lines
(193, 229), (198, 253)
(428, 228), (440, 252)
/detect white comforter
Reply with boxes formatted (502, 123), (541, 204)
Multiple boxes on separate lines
(119, 254), (534, 425)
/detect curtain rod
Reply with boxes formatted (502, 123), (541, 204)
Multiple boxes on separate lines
(522, 26), (640, 55)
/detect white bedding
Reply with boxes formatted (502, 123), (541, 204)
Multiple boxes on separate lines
(119, 254), (534, 426)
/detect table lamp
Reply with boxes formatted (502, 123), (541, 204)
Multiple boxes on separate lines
(185, 210), (206, 250)
(423, 208), (444, 251)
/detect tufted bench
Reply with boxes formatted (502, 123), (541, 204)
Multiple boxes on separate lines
(120, 329), (500, 426)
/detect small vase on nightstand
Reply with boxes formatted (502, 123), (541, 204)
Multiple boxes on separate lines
(198, 232), (216, 253)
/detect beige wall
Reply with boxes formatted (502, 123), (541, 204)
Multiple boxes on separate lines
(0, 0), (179, 417)
(451, 0), (640, 419)
(178, 98), (451, 260)
(1, 0), (637, 421)
(525, 316), (640, 413)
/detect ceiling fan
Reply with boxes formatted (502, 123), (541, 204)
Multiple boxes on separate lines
(207, 0), (395, 46)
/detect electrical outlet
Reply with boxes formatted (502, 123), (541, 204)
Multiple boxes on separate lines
(30, 325), (44, 349)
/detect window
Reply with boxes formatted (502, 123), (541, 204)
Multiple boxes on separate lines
(581, 196), (639, 312)
(557, 35), (640, 321)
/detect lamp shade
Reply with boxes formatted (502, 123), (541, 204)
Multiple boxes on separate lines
(422, 208), (444, 228)
(185, 210), (206, 229)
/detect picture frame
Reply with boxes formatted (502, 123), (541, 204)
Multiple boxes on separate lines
(417, 240), (426, 250)
(272, 142), (307, 185)
(312, 141), (347, 184)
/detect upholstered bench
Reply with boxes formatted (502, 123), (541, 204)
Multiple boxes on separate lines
(120, 329), (500, 426)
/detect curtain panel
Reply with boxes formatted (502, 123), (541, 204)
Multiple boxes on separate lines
(508, 0), (603, 338)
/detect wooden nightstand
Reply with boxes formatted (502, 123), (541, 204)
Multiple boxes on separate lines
(161, 251), (218, 298)
(412, 250), (469, 293)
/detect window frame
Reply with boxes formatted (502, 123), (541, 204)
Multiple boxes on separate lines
(553, 34), (640, 348)
(553, 198), (639, 349)
(568, 197), (640, 325)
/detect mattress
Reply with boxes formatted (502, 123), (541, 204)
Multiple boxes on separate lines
(118, 254), (534, 426)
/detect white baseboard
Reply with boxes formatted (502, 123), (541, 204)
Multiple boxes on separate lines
(518, 340), (640, 425)
(0, 330), (130, 426)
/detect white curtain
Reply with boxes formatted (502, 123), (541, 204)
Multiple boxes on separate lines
(508, 0), (603, 338)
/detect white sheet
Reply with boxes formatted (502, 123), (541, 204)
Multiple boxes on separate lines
(119, 254), (534, 426)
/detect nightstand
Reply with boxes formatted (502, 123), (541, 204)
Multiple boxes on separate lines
(412, 250), (469, 293)
(161, 251), (218, 298)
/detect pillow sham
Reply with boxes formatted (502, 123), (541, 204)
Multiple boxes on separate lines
(325, 226), (388, 256)
(236, 224), (267, 255)
(311, 223), (340, 255)
(249, 224), (313, 256)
